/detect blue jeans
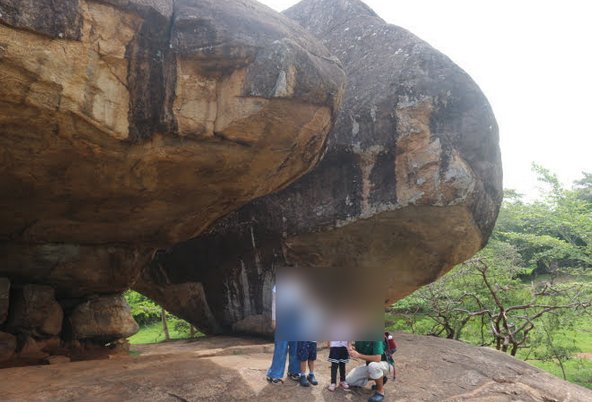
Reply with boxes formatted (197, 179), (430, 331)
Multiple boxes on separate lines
(267, 341), (300, 379)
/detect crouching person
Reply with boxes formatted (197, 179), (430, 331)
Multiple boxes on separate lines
(347, 341), (392, 402)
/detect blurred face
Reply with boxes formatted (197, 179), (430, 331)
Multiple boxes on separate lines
(275, 266), (384, 341)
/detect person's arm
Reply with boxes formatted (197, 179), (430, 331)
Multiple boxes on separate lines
(327, 341), (331, 348)
(347, 341), (352, 350)
(349, 349), (381, 362)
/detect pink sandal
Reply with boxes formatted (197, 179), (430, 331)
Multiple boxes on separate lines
(328, 384), (336, 391)
(340, 381), (350, 389)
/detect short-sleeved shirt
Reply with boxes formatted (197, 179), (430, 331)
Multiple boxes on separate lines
(354, 341), (387, 365)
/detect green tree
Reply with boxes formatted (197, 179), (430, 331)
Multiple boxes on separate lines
(494, 165), (592, 276)
(124, 290), (161, 325)
(531, 314), (580, 380)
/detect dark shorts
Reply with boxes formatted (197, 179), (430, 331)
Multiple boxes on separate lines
(297, 341), (317, 361)
(328, 346), (350, 363)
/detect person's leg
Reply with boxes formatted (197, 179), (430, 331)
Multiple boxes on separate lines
(307, 359), (318, 385)
(330, 362), (338, 384)
(300, 360), (308, 375)
(367, 362), (389, 381)
(306, 342), (318, 385)
(266, 341), (288, 379)
(287, 341), (300, 377)
(373, 376), (384, 394)
(339, 362), (350, 388)
(345, 364), (370, 387)
(298, 342), (311, 387)
(299, 360), (311, 386)
(339, 362), (346, 382)
(367, 361), (390, 401)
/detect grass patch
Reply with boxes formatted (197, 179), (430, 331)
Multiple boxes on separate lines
(526, 358), (592, 390)
(128, 321), (204, 345)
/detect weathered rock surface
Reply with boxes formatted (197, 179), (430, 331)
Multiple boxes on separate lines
(0, 0), (345, 311)
(135, 0), (503, 334)
(0, 0), (344, 248)
(0, 244), (154, 299)
(6, 285), (63, 337)
(68, 294), (139, 341)
(0, 331), (17, 362)
(0, 277), (9, 325)
(17, 335), (50, 362)
(0, 333), (591, 402)
(0, 0), (344, 356)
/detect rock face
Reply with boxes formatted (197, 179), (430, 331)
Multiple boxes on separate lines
(0, 331), (17, 362)
(0, 0), (344, 250)
(0, 0), (344, 355)
(0, 277), (9, 325)
(67, 294), (140, 341)
(135, 0), (502, 335)
(6, 284), (63, 337)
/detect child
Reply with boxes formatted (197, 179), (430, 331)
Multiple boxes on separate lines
(327, 341), (351, 391)
(297, 341), (318, 386)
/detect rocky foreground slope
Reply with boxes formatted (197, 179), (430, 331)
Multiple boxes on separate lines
(1, 333), (590, 402)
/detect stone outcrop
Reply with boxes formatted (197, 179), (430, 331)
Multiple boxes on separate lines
(17, 335), (50, 362)
(0, 0), (344, 359)
(6, 284), (63, 337)
(67, 294), (140, 341)
(135, 0), (502, 335)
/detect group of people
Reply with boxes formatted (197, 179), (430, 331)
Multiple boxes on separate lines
(266, 285), (392, 402)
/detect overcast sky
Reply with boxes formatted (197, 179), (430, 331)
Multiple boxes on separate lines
(258, 0), (592, 199)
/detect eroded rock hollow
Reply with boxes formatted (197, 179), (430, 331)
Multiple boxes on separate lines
(135, 0), (503, 335)
(0, 0), (345, 363)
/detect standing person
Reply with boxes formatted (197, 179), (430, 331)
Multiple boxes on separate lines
(347, 340), (392, 402)
(266, 285), (301, 384)
(297, 340), (318, 387)
(327, 341), (351, 391)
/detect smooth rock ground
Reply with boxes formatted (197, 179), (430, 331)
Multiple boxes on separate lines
(0, 333), (590, 402)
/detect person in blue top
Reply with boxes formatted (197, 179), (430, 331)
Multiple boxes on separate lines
(265, 285), (300, 384)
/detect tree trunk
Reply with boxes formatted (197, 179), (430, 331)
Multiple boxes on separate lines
(501, 337), (510, 353)
(510, 343), (518, 356)
(161, 307), (170, 340)
(190, 325), (195, 338)
(558, 358), (567, 380)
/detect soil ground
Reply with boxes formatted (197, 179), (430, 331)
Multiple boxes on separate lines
(1, 333), (591, 402)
